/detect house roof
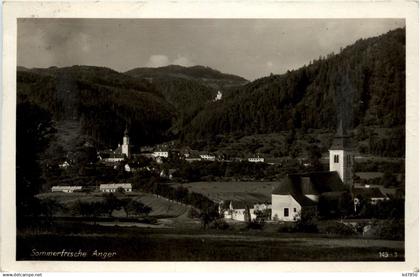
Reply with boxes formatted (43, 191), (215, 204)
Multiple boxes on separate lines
(273, 171), (346, 195)
(100, 183), (132, 189)
(52, 186), (82, 190)
(272, 177), (317, 207)
(353, 187), (387, 199)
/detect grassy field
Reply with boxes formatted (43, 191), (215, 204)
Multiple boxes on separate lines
(16, 223), (404, 261)
(173, 181), (276, 202)
(37, 191), (189, 218)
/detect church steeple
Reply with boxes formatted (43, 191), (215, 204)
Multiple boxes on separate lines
(122, 125), (131, 159)
(329, 119), (353, 189)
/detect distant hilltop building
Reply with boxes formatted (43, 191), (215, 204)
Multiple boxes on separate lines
(214, 91), (223, 101)
(271, 120), (353, 221)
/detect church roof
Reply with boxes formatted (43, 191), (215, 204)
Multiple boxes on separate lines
(272, 171), (347, 206)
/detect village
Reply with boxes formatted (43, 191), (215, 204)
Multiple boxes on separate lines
(49, 120), (401, 227)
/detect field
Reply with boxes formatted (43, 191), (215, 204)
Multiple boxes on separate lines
(173, 181), (276, 202)
(16, 223), (404, 261)
(37, 191), (189, 218)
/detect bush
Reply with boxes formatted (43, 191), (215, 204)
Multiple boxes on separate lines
(277, 222), (296, 233)
(372, 219), (404, 240)
(294, 219), (318, 233)
(322, 222), (356, 236)
(247, 219), (265, 230)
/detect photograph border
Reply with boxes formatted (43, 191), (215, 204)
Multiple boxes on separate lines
(1, 0), (419, 272)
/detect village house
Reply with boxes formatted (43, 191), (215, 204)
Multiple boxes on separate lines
(353, 187), (389, 205)
(58, 161), (70, 169)
(99, 183), (132, 193)
(51, 186), (83, 193)
(200, 154), (216, 161)
(248, 157), (265, 163)
(271, 121), (352, 222)
(152, 151), (169, 158)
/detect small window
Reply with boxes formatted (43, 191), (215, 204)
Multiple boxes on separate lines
(334, 155), (339, 163)
(284, 208), (289, 217)
(293, 208), (297, 213)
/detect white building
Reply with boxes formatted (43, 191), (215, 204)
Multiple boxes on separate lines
(214, 91), (223, 101)
(58, 161), (70, 169)
(51, 186), (82, 193)
(99, 183), (132, 193)
(152, 151), (169, 158)
(200, 154), (216, 161)
(248, 157), (265, 163)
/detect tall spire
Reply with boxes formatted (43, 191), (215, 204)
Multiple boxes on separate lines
(124, 124), (129, 136)
(336, 119), (343, 136)
(331, 119), (352, 150)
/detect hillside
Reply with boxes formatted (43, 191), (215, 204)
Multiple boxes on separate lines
(17, 65), (176, 148)
(183, 28), (405, 157)
(125, 65), (248, 90)
(125, 65), (248, 134)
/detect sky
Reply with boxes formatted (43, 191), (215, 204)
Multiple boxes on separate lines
(17, 18), (405, 81)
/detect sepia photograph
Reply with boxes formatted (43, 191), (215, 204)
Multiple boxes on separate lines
(13, 17), (408, 262)
(1, 1), (419, 272)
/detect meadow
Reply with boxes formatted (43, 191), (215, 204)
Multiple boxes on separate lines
(172, 181), (276, 202)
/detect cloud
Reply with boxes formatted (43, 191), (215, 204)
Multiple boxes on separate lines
(266, 61), (274, 68)
(146, 54), (170, 67)
(173, 55), (193, 66)
(146, 54), (194, 67)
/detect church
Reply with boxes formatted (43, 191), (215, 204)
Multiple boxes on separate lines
(271, 121), (353, 221)
(99, 127), (132, 162)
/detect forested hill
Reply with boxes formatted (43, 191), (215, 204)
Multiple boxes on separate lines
(17, 65), (176, 147)
(125, 65), (248, 90)
(183, 28), (405, 156)
(125, 65), (249, 134)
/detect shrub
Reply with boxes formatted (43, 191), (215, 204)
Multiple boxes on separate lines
(372, 219), (404, 240)
(210, 219), (230, 230)
(277, 222), (296, 233)
(247, 219), (265, 230)
(323, 222), (356, 236)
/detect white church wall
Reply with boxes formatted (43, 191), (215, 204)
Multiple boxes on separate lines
(271, 195), (301, 222)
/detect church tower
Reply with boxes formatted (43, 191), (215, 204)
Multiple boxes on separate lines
(122, 127), (131, 159)
(329, 120), (353, 189)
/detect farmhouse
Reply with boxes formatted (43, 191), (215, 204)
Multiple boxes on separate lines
(51, 186), (82, 193)
(272, 121), (352, 221)
(99, 183), (132, 193)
